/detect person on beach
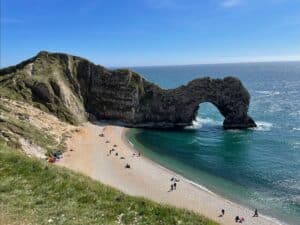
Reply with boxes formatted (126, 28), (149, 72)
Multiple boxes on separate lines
(173, 182), (177, 190)
(125, 163), (130, 168)
(235, 216), (239, 223)
(253, 209), (258, 217)
(221, 209), (225, 216)
(169, 184), (174, 191)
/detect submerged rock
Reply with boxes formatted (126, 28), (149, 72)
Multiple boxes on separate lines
(0, 51), (256, 129)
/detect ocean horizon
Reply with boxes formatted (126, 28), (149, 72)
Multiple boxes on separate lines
(125, 61), (300, 225)
(111, 60), (300, 71)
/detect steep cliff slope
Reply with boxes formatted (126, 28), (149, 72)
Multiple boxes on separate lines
(0, 51), (256, 129)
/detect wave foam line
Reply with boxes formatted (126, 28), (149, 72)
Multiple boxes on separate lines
(188, 116), (222, 129)
(251, 121), (273, 131)
(255, 90), (280, 96)
(128, 140), (134, 147)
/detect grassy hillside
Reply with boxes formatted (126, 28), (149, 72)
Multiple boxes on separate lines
(0, 141), (218, 225)
(0, 52), (218, 225)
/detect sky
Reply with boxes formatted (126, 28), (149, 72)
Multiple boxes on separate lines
(1, 0), (300, 67)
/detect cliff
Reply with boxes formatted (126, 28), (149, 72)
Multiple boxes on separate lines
(0, 51), (256, 129)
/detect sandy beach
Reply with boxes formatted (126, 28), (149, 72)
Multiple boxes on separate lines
(58, 122), (282, 225)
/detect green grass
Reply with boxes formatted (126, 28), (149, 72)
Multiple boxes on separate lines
(0, 141), (218, 225)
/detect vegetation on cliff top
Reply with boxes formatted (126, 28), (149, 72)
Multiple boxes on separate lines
(0, 52), (83, 125)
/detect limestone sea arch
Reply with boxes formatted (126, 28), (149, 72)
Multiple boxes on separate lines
(0, 51), (256, 129)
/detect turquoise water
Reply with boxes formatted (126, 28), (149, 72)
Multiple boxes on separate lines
(126, 62), (300, 225)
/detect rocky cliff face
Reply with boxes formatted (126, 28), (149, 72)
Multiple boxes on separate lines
(0, 51), (256, 129)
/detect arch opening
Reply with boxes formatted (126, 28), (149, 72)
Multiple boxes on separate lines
(192, 102), (224, 129)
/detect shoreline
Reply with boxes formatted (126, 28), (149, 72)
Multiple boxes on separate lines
(122, 128), (287, 225)
(58, 122), (283, 225)
(122, 129), (216, 197)
(122, 129), (285, 225)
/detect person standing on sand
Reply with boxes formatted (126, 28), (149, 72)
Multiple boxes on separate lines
(170, 184), (174, 191)
(235, 216), (239, 223)
(221, 209), (225, 216)
(173, 182), (177, 190)
(253, 209), (258, 217)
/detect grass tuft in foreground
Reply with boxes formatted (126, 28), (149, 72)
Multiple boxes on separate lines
(0, 141), (218, 225)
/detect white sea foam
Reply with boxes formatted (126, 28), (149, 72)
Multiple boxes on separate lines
(226, 129), (244, 133)
(251, 121), (273, 131)
(259, 215), (287, 225)
(184, 178), (215, 195)
(190, 118), (203, 129)
(188, 116), (222, 129)
(128, 140), (134, 147)
(256, 90), (280, 96)
(292, 142), (300, 150)
(292, 127), (300, 131)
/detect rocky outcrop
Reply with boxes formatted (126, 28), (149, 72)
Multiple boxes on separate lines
(0, 51), (256, 129)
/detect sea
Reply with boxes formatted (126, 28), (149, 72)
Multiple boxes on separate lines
(125, 62), (300, 225)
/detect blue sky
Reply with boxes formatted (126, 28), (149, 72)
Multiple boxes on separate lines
(1, 0), (300, 67)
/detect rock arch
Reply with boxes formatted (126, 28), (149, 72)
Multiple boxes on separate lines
(71, 57), (257, 129)
(129, 76), (257, 129)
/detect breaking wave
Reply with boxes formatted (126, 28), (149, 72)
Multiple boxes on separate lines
(255, 90), (280, 96)
(251, 121), (273, 131)
(189, 116), (222, 129)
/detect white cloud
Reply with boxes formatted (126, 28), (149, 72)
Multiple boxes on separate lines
(220, 0), (243, 8)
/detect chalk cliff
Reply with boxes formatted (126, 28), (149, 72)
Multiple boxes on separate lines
(0, 51), (256, 129)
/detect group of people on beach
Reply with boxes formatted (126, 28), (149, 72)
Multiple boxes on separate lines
(169, 177), (180, 192)
(99, 128), (141, 169)
(47, 150), (63, 163)
(219, 208), (258, 223)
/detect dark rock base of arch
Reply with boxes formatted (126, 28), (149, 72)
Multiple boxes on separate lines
(223, 117), (256, 130)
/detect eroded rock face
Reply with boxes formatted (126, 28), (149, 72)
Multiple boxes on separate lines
(0, 51), (256, 129)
